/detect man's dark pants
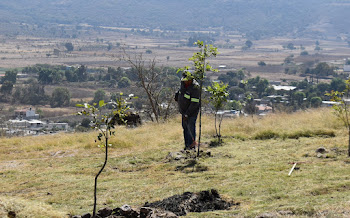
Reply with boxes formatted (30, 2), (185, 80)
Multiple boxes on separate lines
(182, 115), (197, 149)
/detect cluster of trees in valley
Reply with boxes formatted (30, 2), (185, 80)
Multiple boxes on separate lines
(0, 59), (347, 119)
(0, 64), (181, 122)
(217, 64), (346, 112)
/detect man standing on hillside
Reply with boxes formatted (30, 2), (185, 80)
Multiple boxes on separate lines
(175, 72), (200, 150)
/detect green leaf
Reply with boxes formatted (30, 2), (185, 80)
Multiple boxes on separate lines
(99, 100), (105, 108)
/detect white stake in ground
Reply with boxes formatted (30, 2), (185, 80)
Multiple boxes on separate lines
(288, 162), (298, 176)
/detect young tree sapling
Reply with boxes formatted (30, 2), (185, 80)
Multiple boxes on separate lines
(77, 93), (135, 217)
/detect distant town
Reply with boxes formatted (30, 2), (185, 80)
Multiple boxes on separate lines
(2, 108), (69, 136)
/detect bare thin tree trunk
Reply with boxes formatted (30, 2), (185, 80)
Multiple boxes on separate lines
(218, 114), (224, 142)
(343, 95), (350, 157)
(214, 112), (218, 137)
(145, 89), (159, 123)
(197, 80), (203, 157)
(197, 50), (205, 157)
(93, 133), (108, 217)
(348, 129), (350, 157)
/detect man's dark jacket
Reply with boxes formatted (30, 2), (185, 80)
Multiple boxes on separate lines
(176, 80), (200, 117)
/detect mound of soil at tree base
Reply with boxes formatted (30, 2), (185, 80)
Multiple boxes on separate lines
(144, 189), (238, 216)
(166, 150), (212, 162)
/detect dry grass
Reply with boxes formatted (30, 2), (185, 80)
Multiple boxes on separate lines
(0, 197), (66, 218)
(38, 107), (78, 118)
(1, 108), (350, 217)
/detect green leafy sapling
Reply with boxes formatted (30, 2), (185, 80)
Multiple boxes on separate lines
(77, 93), (135, 217)
(207, 82), (229, 143)
(178, 40), (218, 156)
(326, 79), (350, 157)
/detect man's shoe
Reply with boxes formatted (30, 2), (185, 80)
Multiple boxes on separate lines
(189, 141), (197, 149)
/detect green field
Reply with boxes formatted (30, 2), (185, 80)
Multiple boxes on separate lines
(1, 109), (350, 217)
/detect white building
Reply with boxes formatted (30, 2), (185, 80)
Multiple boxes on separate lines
(344, 65), (350, 72)
(14, 108), (39, 120)
(28, 119), (45, 130)
(6, 119), (68, 135)
(7, 119), (45, 130)
(322, 101), (340, 107)
(45, 122), (69, 131)
(272, 85), (297, 91)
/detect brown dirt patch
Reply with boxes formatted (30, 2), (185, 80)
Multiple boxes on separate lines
(144, 189), (237, 216)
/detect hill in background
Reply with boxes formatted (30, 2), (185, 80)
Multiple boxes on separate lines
(1, 0), (350, 39)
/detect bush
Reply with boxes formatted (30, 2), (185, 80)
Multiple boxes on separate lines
(313, 129), (335, 138)
(80, 118), (91, 128)
(118, 77), (131, 88)
(75, 126), (89, 132)
(253, 129), (335, 140)
(310, 97), (322, 108)
(65, 42), (74, 52)
(287, 130), (313, 139)
(92, 89), (106, 104)
(258, 61), (266, 66)
(50, 87), (70, 108)
(286, 43), (295, 50)
(254, 130), (280, 140)
(288, 130), (335, 139)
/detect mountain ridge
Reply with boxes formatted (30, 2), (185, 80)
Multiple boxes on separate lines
(0, 0), (349, 38)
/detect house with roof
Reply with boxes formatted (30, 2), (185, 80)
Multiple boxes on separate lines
(14, 108), (39, 120)
(344, 65), (350, 72)
(7, 119), (45, 130)
(256, 104), (273, 115)
(272, 85), (297, 92)
(45, 122), (69, 131)
(6, 108), (69, 136)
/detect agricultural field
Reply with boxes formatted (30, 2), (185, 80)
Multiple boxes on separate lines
(1, 109), (350, 217)
(1, 32), (349, 83)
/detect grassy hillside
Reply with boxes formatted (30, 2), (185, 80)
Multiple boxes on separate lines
(1, 108), (350, 217)
(1, 0), (350, 38)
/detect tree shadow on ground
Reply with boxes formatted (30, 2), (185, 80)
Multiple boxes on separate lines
(175, 159), (208, 173)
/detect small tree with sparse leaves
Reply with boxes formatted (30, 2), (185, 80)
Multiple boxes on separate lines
(326, 79), (350, 157)
(77, 93), (135, 217)
(207, 82), (229, 143)
(178, 40), (218, 156)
